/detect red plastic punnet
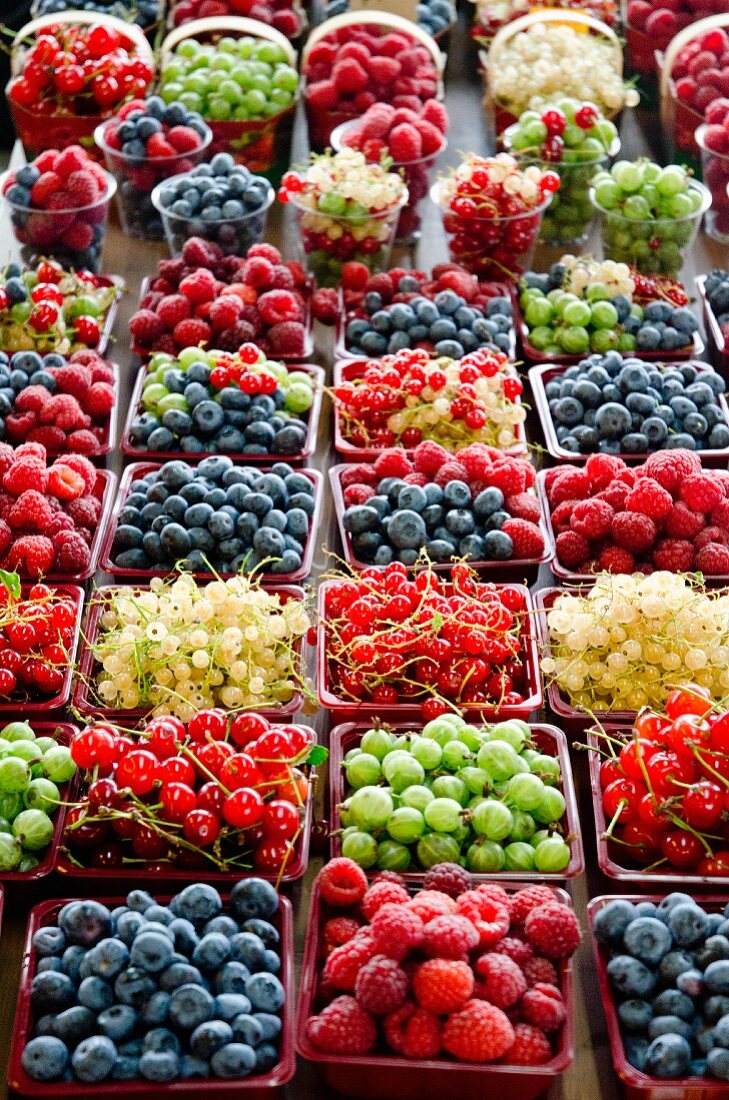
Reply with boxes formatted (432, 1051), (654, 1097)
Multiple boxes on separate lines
(8, 892), (295, 1099)
(697, 274), (729, 375)
(296, 878), (575, 1100)
(99, 463), (323, 585)
(588, 893), (729, 1100)
(0, 584), (84, 715)
(72, 583), (308, 721)
(41, 468), (116, 585)
(329, 462), (554, 584)
(317, 579), (543, 721)
(328, 720), (584, 881)
(120, 363), (324, 466)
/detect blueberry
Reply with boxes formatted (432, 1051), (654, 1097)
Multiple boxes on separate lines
(190, 1020), (234, 1059)
(61, 946), (86, 983)
(255, 1042), (279, 1071)
(676, 969), (704, 998)
(694, 936), (729, 969)
(607, 955), (657, 997)
(114, 968), (157, 1009)
(130, 930), (175, 974)
(214, 961), (251, 996)
(193, 932), (231, 972)
(652, 989), (695, 1022)
(229, 933), (266, 971)
(644, 1034), (691, 1077)
(624, 917), (673, 964)
(618, 999), (653, 1032)
(667, 903), (710, 947)
(211, 1042), (257, 1078)
(31, 971), (76, 1013)
(473, 487), (504, 519)
(71, 1035), (118, 1082)
(77, 976), (114, 1012)
(116, 911), (146, 946)
(171, 883), (222, 925)
(254, 1012), (282, 1041)
(706, 961), (729, 994)
(87, 937), (130, 980)
(593, 900), (638, 944)
(245, 972), (284, 1012)
(483, 530), (513, 560)
(22, 1036), (69, 1082)
(160, 962), (207, 992)
(180, 1054), (210, 1078)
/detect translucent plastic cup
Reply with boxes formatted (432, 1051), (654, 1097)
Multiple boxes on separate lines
(696, 124), (729, 244)
(432, 180), (548, 280)
(1, 171), (116, 273)
(591, 179), (710, 277)
(151, 172), (275, 257)
(95, 122), (212, 241)
(290, 194), (407, 288)
(331, 121), (446, 246)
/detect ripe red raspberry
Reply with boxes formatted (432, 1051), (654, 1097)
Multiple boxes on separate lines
(456, 892), (510, 948)
(306, 81), (339, 111)
(384, 1000), (442, 1058)
(64, 169), (99, 207)
(403, 472), (429, 487)
(373, 449), (413, 479)
(712, 498), (729, 529)
(311, 287), (339, 325)
(584, 453), (628, 491)
(492, 936), (534, 967)
(388, 123), (422, 160)
(524, 902), (580, 959)
(653, 538), (694, 571)
(413, 959), (474, 1014)
(457, 443), (495, 480)
(54, 455), (96, 493)
(53, 529), (91, 573)
(52, 365), (91, 400)
(597, 545), (635, 573)
(474, 883), (511, 907)
(415, 119), (445, 156)
(508, 886), (557, 928)
(324, 933), (377, 990)
(624, 480), (673, 521)
(30, 171), (62, 206)
(434, 461), (469, 487)
(307, 995), (377, 1054)
(520, 983), (566, 1032)
(267, 321), (307, 356)
(129, 308), (165, 347)
(179, 269), (218, 304)
(3, 457), (48, 496)
(611, 511), (657, 554)
(422, 862), (471, 898)
(695, 525), (729, 550)
(340, 464), (379, 488)
(643, 448), (701, 493)
(323, 917), (361, 949)
(548, 469), (590, 507)
(41, 394), (87, 431)
(181, 237), (218, 267)
(555, 530), (590, 569)
(65, 495), (101, 528)
(257, 290), (302, 326)
(355, 955), (410, 1014)
(53, 146), (88, 179)
(406, 890), (456, 923)
(696, 542), (729, 574)
(523, 956), (559, 987)
(173, 318), (211, 348)
(343, 484), (375, 506)
(664, 501), (705, 539)
(413, 440), (450, 475)
(84, 383), (115, 420)
(157, 294), (192, 328)
(27, 427), (66, 454)
(550, 500), (575, 534)
(333, 57), (369, 93)
(8, 490), (52, 531)
(420, 98), (448, 131)
(489, 460), (527, 497)
(442, 999), (515, 1062)
(681, 473), (725, 513)
(506, 1023), (552, 1065)
(361, 880), (410, 921)
(14, 386), (51, 414)
(505, 492), (542, 524)
(474, 953), (527, 1009)
(422, 915), (480, 960)
(570, 498), (614, 541)
(318, 857), (368, 907)
(371, 903), (424, 960)
(371, 870), (407, 887)
(6, 535), (55, 576)
(598, 482), (630, 512)
(167, 126), (201, 152)
(501, 518), (545, 558)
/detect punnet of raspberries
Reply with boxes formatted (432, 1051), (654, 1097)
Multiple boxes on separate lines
(0, 444), (102, 578)
(129, 238), (311, 359)
(306, 862), (580, 1063)
(545, 449), (729, 577)
(171, 0), (304, 37)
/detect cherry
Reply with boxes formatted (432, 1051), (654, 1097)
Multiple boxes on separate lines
(194, 740), (235, 779)
(223, 788), (264, 828)
(188, 708), (228, 743)
(682, 781), (724, 830)
(661, 829), (703, 870)
(254, 840), (294, 873)
(603, 778), (642, 823)
(116, 750), (159, 796)
(65, 806), (108, 848)
(87, 777), (119, 812)
(599, 757), (624, 790)
(220, 753), (260, 791)
(262, 799), (300, 840)
(665, 684), (713, 720)
(183, 809), (220, 847)
(197, 781), (227, 816)
(131, 823), (168, 860)
(72, 727), (117, 770)
(160, 783), (197, 824)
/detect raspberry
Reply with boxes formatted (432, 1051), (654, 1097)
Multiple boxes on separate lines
(384, 1000), (441, 1059)
(157, 294), (192, 328)
(474, 883), (511, 907)
(598, 482), (631, 512)
(597, 546), (635, 573)
(434, 461), (469, 487)
(311, 287), (338, 325)
(30, 171), (62, 207)
(7, 534), (55, 576)
(442, 999), (515, 1062)
(53, 146), (88, 179)
(422, 915), (480, 960)
(456, 443), (495, 480)
(51, 365), (91, 401)
(40, 394), (86, 432)
(643, 448), (701, 493)
(3, 457), (48, 496)
(65, 169), (99, 206)
(524, 902), (580, 959)
(371, 903), (424, 960)
(181, 237), (218, 267)
(66, 430), (100, 455)
(361, 881), (410, 921)
(696, 542), (729, 574)
(388, 123), (422, 161)
(611, 511), (657, 554)
(420, 98), (448, 131)
(505, 492), (542, 524)
(523, 956), (558, 987)
(179, 269), (218, 304)
(307, 995), (377, 1054)
(318, 857), (368, 907)
(340, 464), (378, 488)
(712, 499), (729, 529)
(456, 893), (510, 948)
(413, 440), (449, 475)
(173, 318), (211, 348)
(371, 870), (407, 887)
(5, 413), (39, 444)
(548, 469), (590, 507)
(15, 386), (51, 414)
(492, 937), (534, 966)
(65, 495), (101, 527)
(569, 498), (614, 540)
(341, 262), (372, 290)
(555, 530), (590, 569)
(550, 500), (575, 534)
(258, 290), (302, 325)
(625, 477), (674, 520)
(653, 538), (694, 571)
(413, 959), (473, 1014)
(84, 383), (115, 420)
(585, 452), (627, 491)
(355, 955), (410, 1015)
(27, 427), (66, 454)
(16, 443), (47, 462)
(343, 484), (374, 506)
(333, 58), (369, 93)
(520, 983), (566, 1032)
(506, 1023), (552, 1065)
(373, 449), (413, 480)
(268, 322), (306, 356)
(0, 444), (15, 476)
(489, 460), (527, 497)
(681, 473), (725, 512)
(129, 309), (165, 347)
(694, 525), (728, 550)
(414, 118), (444, 155)
(473, 953), (527, 1009)
(422, 862), (471, 898)
(664, 501), (705, 539)
(53, 529), (91, 573)
(167, 126), (201, 153)
(403, 472), (429, 487)
(324, 917), (362, 950)
(405, 890), (456, 923)
(508, 886), (556, 928)
(324, 934), (377, 990)
(8, 490), (52, 531)
(501, 518), (545, 558)
(248, 242), (283, 264)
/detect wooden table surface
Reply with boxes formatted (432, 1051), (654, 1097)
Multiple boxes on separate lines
(0, 14), (725, 1098)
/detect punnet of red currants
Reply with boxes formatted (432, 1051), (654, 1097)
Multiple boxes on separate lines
(0, 574), (79, 701)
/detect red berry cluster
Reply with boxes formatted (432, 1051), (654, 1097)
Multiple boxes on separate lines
(0, 577), (79, 698)
(172, 0), (304, 38)
(672, 27), (729, 116)
(101, 98), (204, 161)
(7, 349), (114, 457)
(0, 261), (108, 352)
(129, 238), (310, 359)
(9, 23), (154, 114)
(323, 561), (533, 710)
(0, 445), (100, 578)
(307, 863), (579, 1063)
(545, 449), (729, 576)
(630, 269), (689, 307)
(66, 710), (316, 876)
(597, 684), (729, 874)
(341, 100), (447, 163)
(538, 104), (599, 162)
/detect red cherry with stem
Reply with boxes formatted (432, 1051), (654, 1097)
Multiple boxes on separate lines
(132, 823), (168, 860)
(682, 781), (724, 830)
(219, 753), (261, 791)
(599, 757), (624, 790)
(661, 829), (703, 870)
(540, 171), (561, 194)
(634, 709), (670, 742)
(54, 66), (84, 95)
(223, 788), (264, 828)
(710, 712), (729, 753)
(113, 736), (136, 762)
(72, 727), (117, 769)
(637, 792), (671, 832)
(646, 751), (697, 798)
(197, 781), (226, 816)
(665, 684), (713, 719)
(239, 343), (262, 365)
(541, 136), (565, 163)
(254, 840), (294, 873)
(229, 712), (270, 748)
(262, 799), (300, 840)
(194, 740), (235, 778)
(160, 783), (197, 824)
(188, 708), (228, 743)
(621, 823), (662, 862)
(183, 809), (220, 847)
(65, 805), (108, 848)
(146, 719), (183, 760)
(116, 750), (159, 796)
(87, 777), (119, 812)
(603, 778), (642, 824)
(0, 669), (15, 695)
(665, 715), (711, 759)
(618, 738), (661, 780)
(158, 757), (195, 786)
(111, 802), (136, 839)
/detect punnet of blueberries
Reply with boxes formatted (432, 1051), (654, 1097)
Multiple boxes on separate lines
(21, 879), (286, 1085)
(153, 153), (275, 258)
(34, 0), (159, 28)
(541, 353), (729, 455)
(324, 0), (454, 35)
(594, 894), (729, 1081)
(704, 269), (729, 343)
(112, 458), (317, 576)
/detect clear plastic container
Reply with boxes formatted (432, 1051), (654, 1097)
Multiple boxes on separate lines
(696, 124), (729, 243)
(658, 15), (729, 172)
(95, 122), (212, 241)
(152, 172), (274, 257)
(508, 147), (617, 248)
(696, 272), (729, 374)
(591, 180), (710, 277)
(329, 720), (584, 880)
(1, 170), (116, 275)
(331, 120), (446, 247)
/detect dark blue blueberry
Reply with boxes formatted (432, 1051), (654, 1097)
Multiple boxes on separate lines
(22, 1036), (68, 1082)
